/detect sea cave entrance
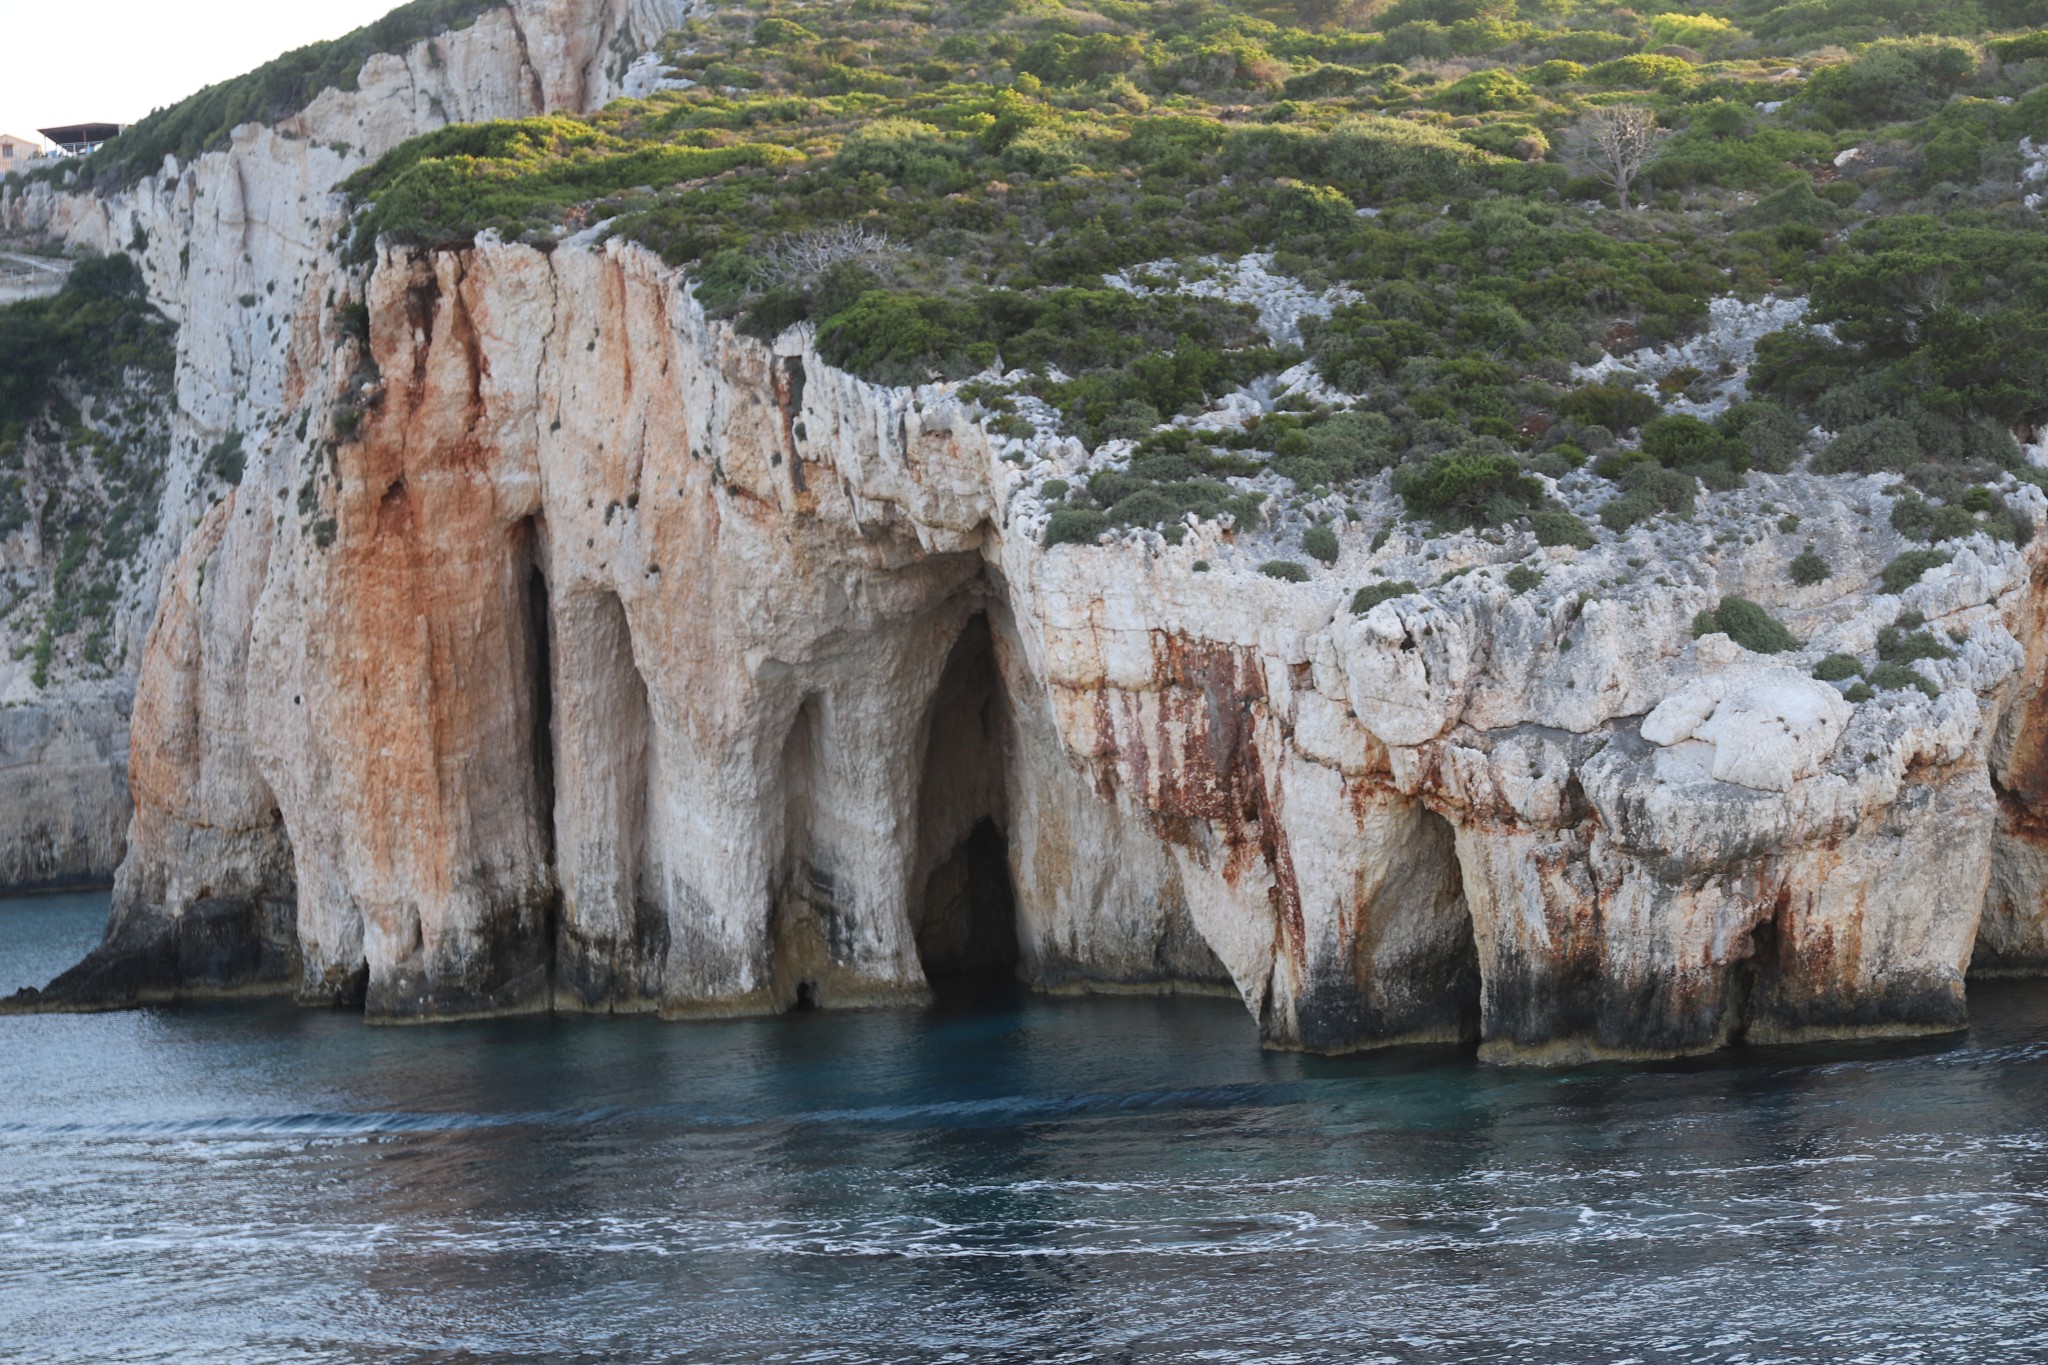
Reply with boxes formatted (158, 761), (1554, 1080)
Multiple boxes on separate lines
(911, 613), (1020, 997)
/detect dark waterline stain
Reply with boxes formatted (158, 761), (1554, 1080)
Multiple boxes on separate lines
(4, 892), (2048, 1364)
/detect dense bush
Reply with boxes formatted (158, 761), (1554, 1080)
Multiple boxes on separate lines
(1692, 596), (1799, 653)
(0, 256), (174, 436)
(1813, 653), (1863, 681)
(1352, 579), (1419, 613)
(1881, 549), (1951, 593)
(1302, 523), (1340, 563)
(1561, 383), (1660, 433)
(1600, 463), (1698, 530)
(1531, 508), (1596, 548)
(1394, 448), (1544, 527)
(1876, 622), (1955, 663)
(1790, 548), (1831, 585)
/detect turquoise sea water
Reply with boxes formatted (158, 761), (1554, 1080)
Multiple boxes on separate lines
(4, 890), (2048, 1363)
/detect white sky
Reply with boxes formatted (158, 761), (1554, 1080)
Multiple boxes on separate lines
(0, 1), (403, 146)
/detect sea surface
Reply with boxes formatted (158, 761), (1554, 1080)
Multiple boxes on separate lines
(4, 891), (2048, 1363)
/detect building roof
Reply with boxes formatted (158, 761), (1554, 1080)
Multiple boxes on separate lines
(39, 123), (123, 146)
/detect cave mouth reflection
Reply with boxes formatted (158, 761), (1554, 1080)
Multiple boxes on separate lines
(912, 613), (1021, 1001)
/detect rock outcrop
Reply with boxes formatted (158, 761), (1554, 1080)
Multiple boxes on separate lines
(0, 0), (689, 894)
(0, 688), (132, 891)
(13, 224), (2046, 1062)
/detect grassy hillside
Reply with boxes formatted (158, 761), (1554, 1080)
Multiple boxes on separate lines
(337, 0), (2048, 548)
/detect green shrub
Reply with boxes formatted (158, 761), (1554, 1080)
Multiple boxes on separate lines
(1547, 31), (1638, 64)
(1880, 549), (1951, 594)
(1273, 410), (1398, 486)
(1506, 564), (1543, 593)
(1352, 579), (1419, 613)
(1394, 448), (1544, 527)
(1845, 681), (1876, 702)
(1600, 464), (1697, 531)
(1991, 30), (2048, 62)
(1717, 402), (1805, 474)
(1531, 508), (1596, 549)
(1432, 69), (1534, 112)
(1560, 383), (1660, 433)
(815, 291), (982, 384)
(1812, 418), (1923, 476)
(1588, 53), (1695, 85)
(1790, 548), (1831, 586)
(1326, 116), (1493, 198)
(1302, 523), (1341, 563)
(1891, 489), (2033, 546)
(1813, 653), (1863, 681)
(1262, 559), (1311, 582)
(1799, 38), (1978, 128)
(1876, 624), (1955, 664)
(1530, 59), (1588, 85)
(1868, 661), (1940, 698)
(1693, 597), (1799, 653)
(1039, 479), (1070, 501)
(754, 17), (819, 45)
(1043, 508), (1109, 547)
(1641, 414), (1748, 472)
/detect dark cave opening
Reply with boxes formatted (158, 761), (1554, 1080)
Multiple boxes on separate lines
(912, 613), (1020, 995)
(521, 523), (562, 998)
(526, 560), (557, 864)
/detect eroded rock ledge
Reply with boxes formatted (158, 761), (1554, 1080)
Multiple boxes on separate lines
(12, 235), (2048, 1062)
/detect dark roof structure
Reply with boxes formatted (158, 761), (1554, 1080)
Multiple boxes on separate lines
(38, 124), (123, 150)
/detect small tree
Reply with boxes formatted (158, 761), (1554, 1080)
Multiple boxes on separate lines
(1574, 105), (1663, 211)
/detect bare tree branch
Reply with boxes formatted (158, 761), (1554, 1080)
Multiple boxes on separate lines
(1573, 105), (1664, 212)
(758, 224), (900, 286)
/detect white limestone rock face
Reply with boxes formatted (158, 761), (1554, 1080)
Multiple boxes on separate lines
(0, 688), (132, 891)
(0, 0), (687, 897)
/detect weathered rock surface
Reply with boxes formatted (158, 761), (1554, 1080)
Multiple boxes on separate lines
(0, 0), (688, 895)
(0, 688), (131, 890)
(11, 220), (2043, 1062)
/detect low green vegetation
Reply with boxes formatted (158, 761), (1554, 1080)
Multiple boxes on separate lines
(1876, 619), (1956, 664)
(1868, 660), (1940, 698)
(1790, 547), (1831, 586)
(1813, 652), (1862, 681)
(1880, 548), (1952, 594)
(1352, 579), (1418, 613)
(1693, 596), (1799, 653)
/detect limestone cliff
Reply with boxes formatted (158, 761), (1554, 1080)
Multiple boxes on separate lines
(0, 0), (689, 892)
(15, 225), (2047, 1062)
(9, 0), (2048, 1062)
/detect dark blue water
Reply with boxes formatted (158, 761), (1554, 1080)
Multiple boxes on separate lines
(4, 893), (2048, 1363)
